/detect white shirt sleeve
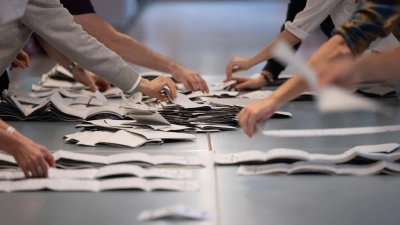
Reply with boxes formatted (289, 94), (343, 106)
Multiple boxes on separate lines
(285, 0), (341, 42)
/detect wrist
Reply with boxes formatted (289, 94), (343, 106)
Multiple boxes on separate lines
(136, 78), (151, 93)
(256, 75), (268, 86)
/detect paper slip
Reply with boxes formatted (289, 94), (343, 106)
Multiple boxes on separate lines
(272, 41), (384, 114)
(50, 150), (206, 167)
(262, 125), (400, 137)
(236, 161), (400, 176)
(0, 165), (192, 180)
(209, 80), (237, 91)
(186, 91), (239, 99)
(94, 90), (108, 105)
(173, 93), (211, 109)
(137, 204), (215, 221)
(214, 143), (399, 164)
(0, 178), (200, 192)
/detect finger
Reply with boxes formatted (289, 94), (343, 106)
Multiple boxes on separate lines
(38, 158), (49, 178)
(21, 51), (30, 67)
(226, 61), (233, 79)
(21, 166), (30, 178)
(246, 112), (257, 137)
(197, 77), (209, 93)
(44, 152), (56, 168)
(167, 79), (177, 99)
(183, 78), (196, 92)
(29, 165), (38, 178)
(13, 59), (26, 69)
(238, 110), (251, 137)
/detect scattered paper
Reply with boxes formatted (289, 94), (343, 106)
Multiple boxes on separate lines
(137, 204), (215, 221)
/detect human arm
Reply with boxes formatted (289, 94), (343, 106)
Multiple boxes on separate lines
(73, 13), (208, 93)
(238, 35), (353, 137)
(226, 0), (340, 80)
(20, 0), (176, 100)
(0, 120), (56, 178)
(35, 35), (110, 92)
(318, 47), (400, 87)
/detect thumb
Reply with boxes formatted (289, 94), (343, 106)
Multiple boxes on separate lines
(88, 80), (98, 92)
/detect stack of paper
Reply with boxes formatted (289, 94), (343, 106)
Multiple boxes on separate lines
(0, 150), (206, 169)
(214, 143), (400, 175)
(0, 178), (200, 192)
(0, 151), (204, 192)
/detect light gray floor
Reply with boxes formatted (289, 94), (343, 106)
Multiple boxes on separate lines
(4, 1), (400, 225)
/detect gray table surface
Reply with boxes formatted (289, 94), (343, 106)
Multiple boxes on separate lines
(2, 76), (400, 225)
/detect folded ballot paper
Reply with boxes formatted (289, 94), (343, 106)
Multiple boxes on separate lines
(0, 165), (192, 180)
(0, 150), (206, 169)
(214, 143), (399, 165)
(137, 204), (215, 221)
(0, 178), (200, 192)
(214, 143), (400, 176)
(236, 160), (400, 176)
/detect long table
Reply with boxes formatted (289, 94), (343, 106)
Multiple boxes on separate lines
(1, 77), (400, 225)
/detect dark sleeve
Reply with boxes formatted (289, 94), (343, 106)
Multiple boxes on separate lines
(59, 0), (96, 15)
(262, 0), (307, 79)
(0, 71), (10, 93)
(335, 0), (400, 55)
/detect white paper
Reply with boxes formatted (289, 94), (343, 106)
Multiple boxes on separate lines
(262, 125), (400, 137)
(209, 80), (237, 91)
(173, 93), (211, 109)
(137, 204), (215, 221)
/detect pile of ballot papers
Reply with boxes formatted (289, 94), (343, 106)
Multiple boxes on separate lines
(214, 143), (400, 176)
(0, 64), (293, 147)
(0, 150), (205, 192)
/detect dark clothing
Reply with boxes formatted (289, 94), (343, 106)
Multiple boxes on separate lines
(0, 71), (10, 94)
(60, 0), (96, 15)
(263, 0), (335, 80)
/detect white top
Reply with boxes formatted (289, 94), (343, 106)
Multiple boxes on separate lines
(285, 0), (400, 54)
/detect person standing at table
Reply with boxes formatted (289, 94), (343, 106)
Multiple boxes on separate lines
(230, 0), (400, 137)
(35, 0), (208, 93)
(227, 0), (335, 90)
(0, 0), (178, 102)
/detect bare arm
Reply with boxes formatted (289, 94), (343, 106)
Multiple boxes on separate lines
(74, 13), (208, 92)
(238, 35), (353, 137)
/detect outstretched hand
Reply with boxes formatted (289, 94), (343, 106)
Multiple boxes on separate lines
(136, 76), (178, 101)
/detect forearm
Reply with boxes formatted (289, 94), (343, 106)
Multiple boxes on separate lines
(35, 34), (73, 69)
(356, 47), (400, 82)
(249, 30), (301, 67)
(264, 74), (309, 106)
(21, 0), (140, 92)
(112, 33), (184, 74)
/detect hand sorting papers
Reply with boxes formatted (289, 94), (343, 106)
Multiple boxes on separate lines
(272, 41), (385, 114)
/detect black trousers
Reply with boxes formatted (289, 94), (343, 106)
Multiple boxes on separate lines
(0, 71), (10, 94)
(263, 0), (335, 80)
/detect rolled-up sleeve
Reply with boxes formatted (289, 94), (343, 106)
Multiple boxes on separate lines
(285, 0), (340, 42)
(335, 0), (400, 55)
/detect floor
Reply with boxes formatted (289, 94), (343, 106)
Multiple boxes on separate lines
(9, 0), (327, 88)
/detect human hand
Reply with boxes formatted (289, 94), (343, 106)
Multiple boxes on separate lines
(136, 76), (178, 101)
(10, 50), (30, 71)
(225, 75), (267, 91)
(172, 68), (209, 93)
(226, 56), (253, 79)
(237, 99), (279, 137)
(11, 139), (56, 178)
(72, 66), (111, 92)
